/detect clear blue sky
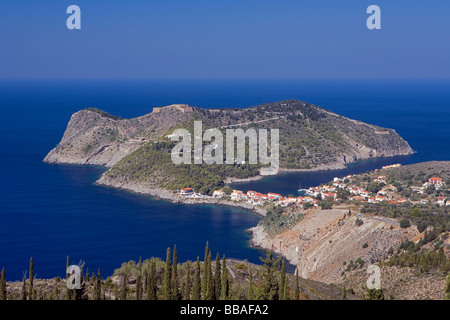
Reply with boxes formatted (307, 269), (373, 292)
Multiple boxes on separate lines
(1, 0), (449, 79)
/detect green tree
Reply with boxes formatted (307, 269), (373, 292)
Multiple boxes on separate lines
(29, 257), (34, 300)
(202, 242), (213, 300)
(364, 288), (385, 300)
(172, 245), (179, 300)
(163, 247), (172, 300)
(283, 276), (290, 300)
(94, 268), (102, 300)
(214, 253), (221, 300)
(0, 268), (6, 300)
(293, 269), (299, 300)
(259, 251), (281, 300)
(136, 258), (142, 300)
(183, 261), (192, 300)
(120, 271), (128, 300)
(85, 268), (90, 282)
(221, 255), (229, 300)
(147, 259), (157, 300)
(400, 218), (411, 229)
(222, 186), (233, 195)
(192, 257), (201, 300)
(279, 261), (286, 300)
(21, 274), (27, 300)
(342, 285), (347, 300)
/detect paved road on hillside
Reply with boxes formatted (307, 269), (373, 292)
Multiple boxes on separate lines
(356, 213), (400, 226)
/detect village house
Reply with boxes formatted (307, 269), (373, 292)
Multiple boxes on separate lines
(212, 190), (225, 198)
(349, 196), (365, 202)
(428, 177), (443, 189)
(267, 192), (281, 200)
(322, 185), (336, 192)
(437, 196), (446, 205)
(306, 187), (321, 197)
(231, 190), (243, 201)
(411, 186), (424, 194)
(360, 190), (370, 198)
(321, 192), (337, 201)
(180, 187), (194, 196)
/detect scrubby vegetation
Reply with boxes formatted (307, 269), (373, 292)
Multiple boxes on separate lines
(261, 204), (303, 236)
(106, 140), (260, 195)
(360, 202), (450, 233)
(0, 245), (340, 301)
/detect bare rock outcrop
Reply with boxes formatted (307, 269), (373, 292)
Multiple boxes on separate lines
(249, 208), (419, 284)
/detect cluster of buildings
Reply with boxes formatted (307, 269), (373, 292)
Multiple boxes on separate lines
(180, 186), (319, 207)
(228, 190), (318, 207)
(179, 168), (448, 208)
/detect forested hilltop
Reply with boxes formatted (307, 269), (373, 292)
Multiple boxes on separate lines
(44, 100), (413, 194)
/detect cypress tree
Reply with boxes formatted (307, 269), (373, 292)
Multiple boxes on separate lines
(279, 261), (286, 300)
(113, 283), (118, 300)
(85, 268), (90, 282)
(147, 259), (157, 300)
(29, 257), (34, 300)
(294, 269), (299, 300)
(144, 270), (149, 300)
(172, 245), (179, 300)
(183, 261), (192, 300)
(0, 268), (6, 300)
(163, 247), (172, 300)
(21, 274), (27, 300)
(94, 268), (101, 300)
(213, 253), (221, 300)
(192, 257), (201, 300)
(284, 276), (290, 300)
(342, 285), (347, 300)
(202, 242), (213, 300)
(220, 255), (228, 300)
(259, 251), (281, 300)
(65, 256), (71, 300)
(120, 271), (128, 300)
(136, 258), (142, 300)
(247, 266), (255, 300)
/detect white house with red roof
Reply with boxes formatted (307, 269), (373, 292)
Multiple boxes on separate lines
(231, 190), (243, 201)
(180, 187), (194, 196)
(428, 177), (443, 188)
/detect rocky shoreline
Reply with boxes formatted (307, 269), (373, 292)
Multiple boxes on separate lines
(95, 176), (268, 217)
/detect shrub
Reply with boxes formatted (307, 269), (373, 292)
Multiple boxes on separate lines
(400, 219), (411, 229)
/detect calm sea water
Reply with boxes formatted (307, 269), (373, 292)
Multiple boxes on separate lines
(0, 79), (449, 280)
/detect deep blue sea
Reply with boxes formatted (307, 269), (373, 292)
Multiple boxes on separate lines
(0, 79), (449, 280)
